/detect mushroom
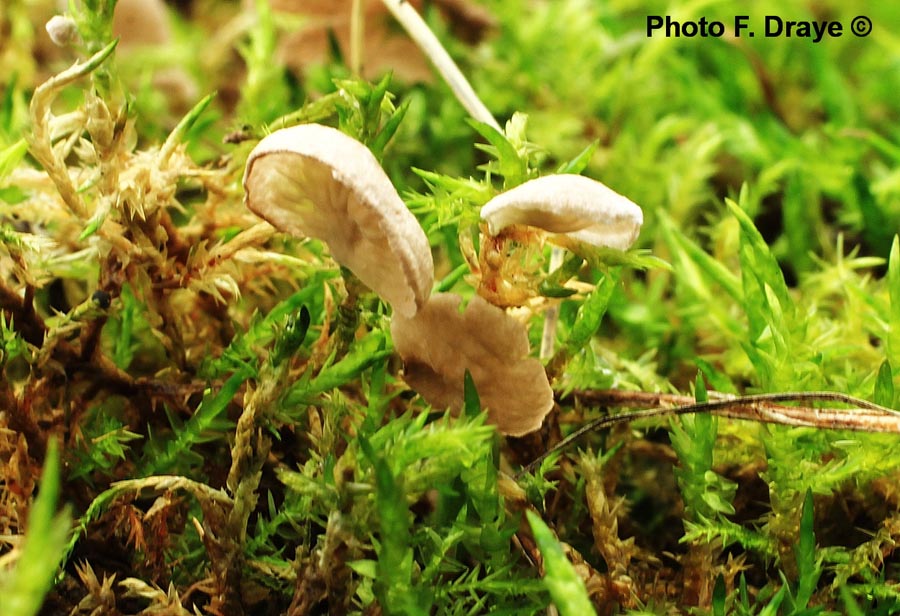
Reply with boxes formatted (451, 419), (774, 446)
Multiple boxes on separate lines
(479, 174), (643, 358)
(243, 123), (433, 318)
(480, 174), (643, 251)
(45, 15), (80, 47)
(391, 292), (554, 436)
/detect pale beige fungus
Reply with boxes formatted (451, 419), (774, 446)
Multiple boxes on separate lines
(243, 124), (433, 318)
(480, 174), (643, 251)
(391, 293), (554, 436)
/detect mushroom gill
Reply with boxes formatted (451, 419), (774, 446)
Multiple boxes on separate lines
(391, 292), (554, 436)
(243, 123), (433, 318)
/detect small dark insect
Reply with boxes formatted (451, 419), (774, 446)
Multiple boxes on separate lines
(223, 125), (254, 144)
(91, 289), (111, 310)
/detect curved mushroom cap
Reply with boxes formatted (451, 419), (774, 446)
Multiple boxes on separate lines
(391, 293), (554, 436)
(480, 174), (643, 251)
(243, 124), (433, 318)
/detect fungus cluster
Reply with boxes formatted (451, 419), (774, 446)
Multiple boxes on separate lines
(243, 124), (642, 436)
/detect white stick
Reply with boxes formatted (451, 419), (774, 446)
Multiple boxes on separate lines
(379, 0), (501, 132)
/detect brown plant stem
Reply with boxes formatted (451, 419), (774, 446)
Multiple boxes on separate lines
(0, 283), (45, 346)
(0, 377), (45, 462)
(519, 390), (900, 477)
(216, 354), (291, 611)
(0, 279), (196, 424)
(27, 40), (118, 220)
(500, 474), (609, 610)
(335, 267), (366, 356)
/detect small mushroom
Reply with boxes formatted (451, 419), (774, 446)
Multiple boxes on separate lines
(480, 174), (643, 251)
(391, 292), (554, 436)
(45, 15), (80, 47)
(479, 174), (643, 357)
(243, 123), (433, 318)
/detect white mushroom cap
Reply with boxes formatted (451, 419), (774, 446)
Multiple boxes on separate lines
(46, 15), (80, 47)
(391, 293), (554, 436)
(243, 124), (433, 318)
(480, 174), (643, 251)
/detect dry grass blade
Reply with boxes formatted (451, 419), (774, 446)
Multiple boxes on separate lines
(519, 390), (900, 477)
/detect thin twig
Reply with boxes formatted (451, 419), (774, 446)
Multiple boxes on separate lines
(568, 389), (898, 413)
(380, 0), (501, 131)
(518, 390), (900, 477)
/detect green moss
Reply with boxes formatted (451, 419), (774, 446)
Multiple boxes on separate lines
(2, 0), (900, 613)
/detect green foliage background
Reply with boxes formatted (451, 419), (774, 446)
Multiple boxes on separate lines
(1, 0), (900, 614)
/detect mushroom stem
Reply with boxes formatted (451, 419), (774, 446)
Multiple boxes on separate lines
(336, 266), (366, 355)
(539, 246), (564, 360)
(379, 0), (501, 132)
